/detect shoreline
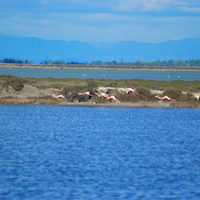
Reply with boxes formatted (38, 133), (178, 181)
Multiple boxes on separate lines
(1, 63), (200, 71)
(0, 98), (199, 108)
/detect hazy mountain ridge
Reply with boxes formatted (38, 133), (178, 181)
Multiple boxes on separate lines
(0, 33), (199, 63)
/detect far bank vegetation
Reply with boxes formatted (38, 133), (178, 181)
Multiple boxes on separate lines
(1, 58), (200, 68)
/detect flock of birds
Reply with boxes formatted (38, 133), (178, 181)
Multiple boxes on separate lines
(52, 88), (176, 103)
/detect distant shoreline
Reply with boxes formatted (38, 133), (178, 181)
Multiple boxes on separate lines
(0, 63), (200, 71)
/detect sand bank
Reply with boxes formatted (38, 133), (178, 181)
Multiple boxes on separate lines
(1, 63), (200, 71)
(0, 77), (199, 108)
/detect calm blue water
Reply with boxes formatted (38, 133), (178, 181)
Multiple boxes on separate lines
(0, 105), (200, 199)
(1, 67), (200, 81)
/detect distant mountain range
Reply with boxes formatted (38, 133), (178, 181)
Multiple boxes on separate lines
(0, 33), (199, 63)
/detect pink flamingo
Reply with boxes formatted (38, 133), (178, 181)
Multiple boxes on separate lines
(155, 95), (176, 102)
(108, 95), (120, 103)
(78, 91), (93, 97)
(95, 92), (109, 99)
(126, 88), (139, 95)
(52, 94), (68, 101)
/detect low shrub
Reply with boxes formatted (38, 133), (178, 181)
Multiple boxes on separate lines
(106, 89), (112, 95)
(118, 93), (139, 102)
(86, 79), (98, 94)
(6, 77), (24, 91)
(163, 89), (181, 99)
(63, 85), (96, 102)
(124, 80), (140, 88)
(134, 87), (155, 102)
(104, 80), (118, 87)
(86, 78), (98, 89)
(163, 89), (196, 102)
(77, 95), (88, 102)
(136, 87), (150, 95)
(62, 86), (82, 102)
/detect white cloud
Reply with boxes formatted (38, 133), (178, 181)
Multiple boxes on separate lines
(1, 11), (200, 43)
(1, 0), (200, 42)
(116, 0), (170, 12)
(179, 7), (200, 13)
(1, 0), (200, 14)
(115, 0), (200, 12)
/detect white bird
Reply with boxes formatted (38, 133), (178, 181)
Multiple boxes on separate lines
(121, 88), (139, 95)
(155, 95), (176, 102)
(194, 95), (200, 101)
(78, 91), (93, 97)
(95, 92), (109, 99)
(52, 94), (67, 101)
(108, 95), (120, 103)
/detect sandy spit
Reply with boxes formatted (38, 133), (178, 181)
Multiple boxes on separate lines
(1, 64), (200, 71)
(0, 78), (199, 108)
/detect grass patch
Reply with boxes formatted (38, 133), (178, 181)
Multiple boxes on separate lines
(0, 75), (199, 93)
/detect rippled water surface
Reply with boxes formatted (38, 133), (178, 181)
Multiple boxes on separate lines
(1, 67), (200, 80)
(0, 105), (200, 199)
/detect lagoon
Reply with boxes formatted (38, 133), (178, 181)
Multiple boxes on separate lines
(1, 67), (200, 81)
(0, 105), (200, 199)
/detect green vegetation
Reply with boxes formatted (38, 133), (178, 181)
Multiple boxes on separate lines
(1, 75), (199, 92)
(1, 75), (25, 91)
(40, 59), (200, 67)
(0, 58), (34, 64)
(1, 58), (200, 67)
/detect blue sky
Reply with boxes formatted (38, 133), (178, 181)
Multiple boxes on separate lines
(0, 0), (200, 43)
